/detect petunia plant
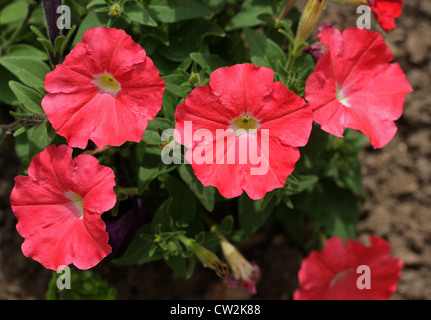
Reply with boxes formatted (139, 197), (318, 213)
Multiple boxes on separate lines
(1, 0), (410, 300)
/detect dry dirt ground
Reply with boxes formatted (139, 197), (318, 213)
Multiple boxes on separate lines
(0, 0), (430, 299)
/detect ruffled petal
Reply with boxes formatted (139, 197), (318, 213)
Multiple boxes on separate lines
(10, 144), (116, 270)
(294, 236), (403, 300)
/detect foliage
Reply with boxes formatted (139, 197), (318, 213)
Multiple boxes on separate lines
(1, 0), (377, 298)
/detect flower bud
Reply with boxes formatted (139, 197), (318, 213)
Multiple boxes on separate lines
(220, 236), (260, 294)
(188, 72), (201, 87)
(294, 0), (327, 51)
(193, 244), (229, 278)
(108, 3), (122, 17)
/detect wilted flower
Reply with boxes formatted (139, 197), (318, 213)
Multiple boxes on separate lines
(191, 242), (229, 278)
(220, 236), (260, 294)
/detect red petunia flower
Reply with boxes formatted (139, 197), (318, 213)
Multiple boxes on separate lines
(42, 27), (165, 149)
(10, 144), (116, 270)
(305, 27), (412, 148)
(293, 236), (403, 300)
(174, 64), (313, 200)
(368, 0), (404, 32)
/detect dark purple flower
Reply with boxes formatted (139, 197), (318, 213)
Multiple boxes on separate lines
(103, 197), (151, 258)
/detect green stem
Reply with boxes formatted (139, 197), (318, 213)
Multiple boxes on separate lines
(117, 187), (139, 195)
(275, 0), (298, 24)
(0, 120), (25, 136)
(178, 235), (195, 249)
(199, 210), (216, 229)
(285, 53), (296, 71)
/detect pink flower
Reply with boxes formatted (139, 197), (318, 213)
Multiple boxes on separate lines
(223, 262), (260, 294)
(174, 64), (313, 200)
(305, 27), (412, 148)
(294, 236), (403, 300)
(42, 27), (165, 149)
(368, 0), (404, 32)
(10, 144), (116, 270)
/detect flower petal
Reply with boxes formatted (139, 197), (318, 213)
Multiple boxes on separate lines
(10, 144), (116, 270)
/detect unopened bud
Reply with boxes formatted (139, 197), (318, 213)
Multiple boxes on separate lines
(193, 244), (229, 278)
(108, 3), (122, 17)
(294, 0), (327, 50)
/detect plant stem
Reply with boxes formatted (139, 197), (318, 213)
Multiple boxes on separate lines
(82, 145), (112, 155)
(178, 235), (195, 249)
(285, 53), (296, 70)
(276, 0), (298, 24)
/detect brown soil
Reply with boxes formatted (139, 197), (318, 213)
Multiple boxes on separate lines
(0, 0), (429, 300)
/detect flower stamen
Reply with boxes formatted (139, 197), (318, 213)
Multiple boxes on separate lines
(94, 73), (121, 95)
(230, 115), (260, 135)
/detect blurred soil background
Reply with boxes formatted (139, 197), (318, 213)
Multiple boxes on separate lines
(0, 0), (430, 299)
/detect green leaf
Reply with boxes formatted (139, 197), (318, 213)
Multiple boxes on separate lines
(151, 197), (175, 231)
(124, 1), (158, 26)
(157, 19), (225, 62)
(115, 199), (176, 265)
(6, 44), (48, 61)
(137, 148), (175, 194)
(86, 0), (106, 9)
(30, 25), (48, 40)
(0, 66), (18, 105)
(238, 192), (276, 237)
(0, 57), (50, 89)
(275, 204), (304, 244)
(202, 0), (226, 15)
(161, 89), (178, 122)
(142, 117), (173, 145)
(147, 0), (213, 23)
(226, 0), (272, 31)
(306, 180), (359, 241)
(244, 28), (287, 71)
(114, 224), (164, 265)
(9, 81), (44, 113)
(218, 215), (234, 235)
(27, 122), (54, 158)
(0, 0), (28, 25)
(158, 174), (197, 223)
(190, 52), (227, 72)
(165, 254), (195, 279)
(46, 269), (117, 300)
(54, 36), (65, 56)
(178, 164), (216, 212)
(72, 10), (110, 46)
(285, 174), (319, 195)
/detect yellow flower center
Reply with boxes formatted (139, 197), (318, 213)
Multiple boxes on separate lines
(94, 73), (121, 94)
(230, 115), (259, 135)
